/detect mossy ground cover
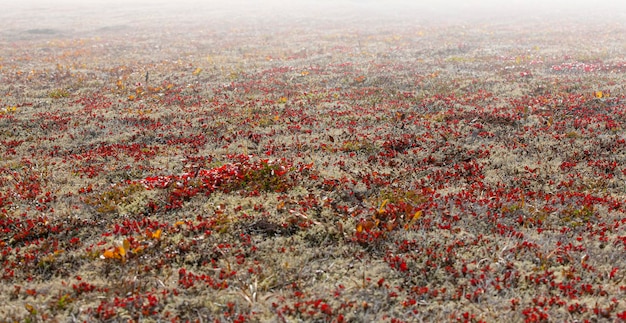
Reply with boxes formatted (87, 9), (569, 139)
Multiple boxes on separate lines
(2, 2), (626, 322)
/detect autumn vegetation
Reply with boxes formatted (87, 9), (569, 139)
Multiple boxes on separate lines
(2, 1), (626, 322)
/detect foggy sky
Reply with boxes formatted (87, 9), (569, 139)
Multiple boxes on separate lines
(3, 0), (626, 33)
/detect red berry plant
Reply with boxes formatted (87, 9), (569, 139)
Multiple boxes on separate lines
(1, 2), (626, 322)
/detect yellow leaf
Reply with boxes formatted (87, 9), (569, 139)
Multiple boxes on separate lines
(102, 249), (116, 259)
(151, 229), (162, 239)
(594, 91), (603, 98)
(117, 246), (126, 258)
(121, 239), (130, 256)
(404, 210), (422, 229)
(192, 67), (203, 76)
(174, 221), (185, 227)
(278, 97), (288, 104)
(378, 199), (389, 214)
